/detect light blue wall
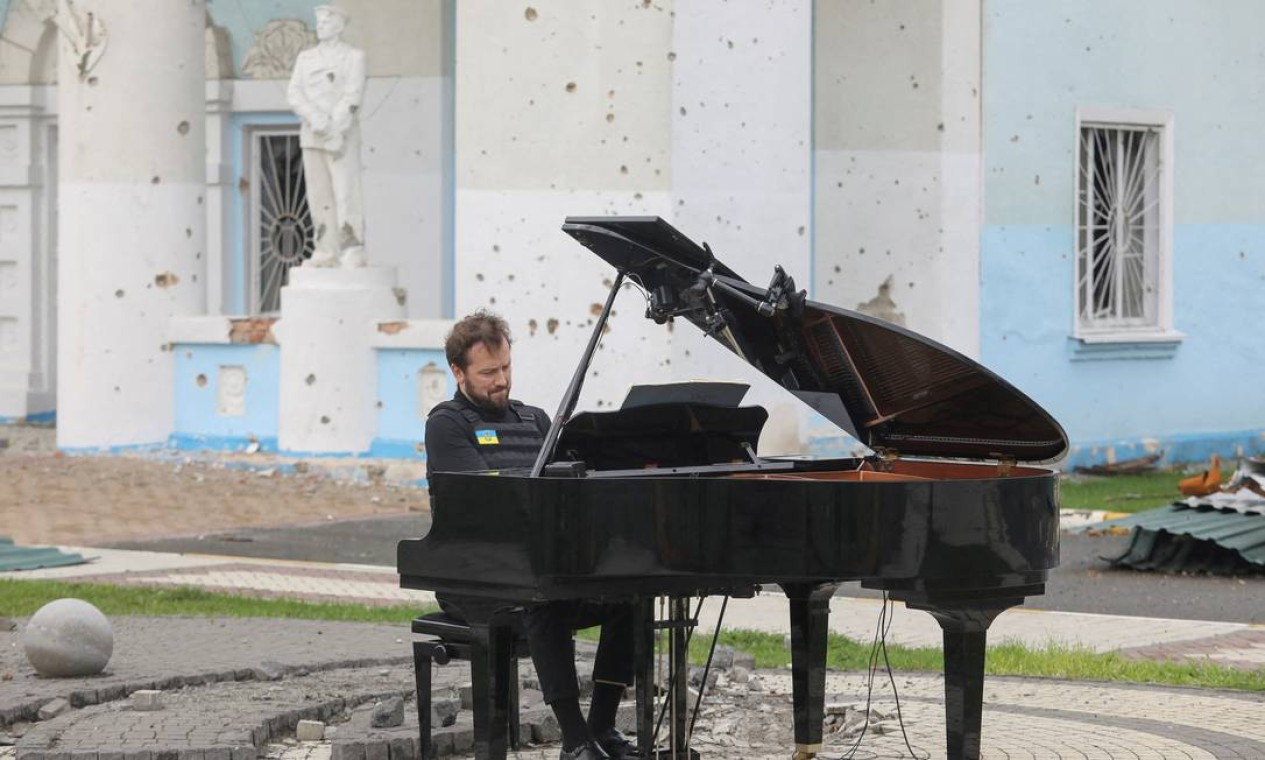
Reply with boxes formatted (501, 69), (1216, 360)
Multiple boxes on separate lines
(170, 343), (452, 460)
(172, 344), (281, 451)
(371, 348), (452, 458)
(981, 0), (1265, 463)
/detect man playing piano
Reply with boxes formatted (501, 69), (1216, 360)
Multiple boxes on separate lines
(424, 310), (636, 760)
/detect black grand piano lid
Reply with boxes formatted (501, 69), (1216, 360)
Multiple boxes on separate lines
(562, 215), (1069, 463)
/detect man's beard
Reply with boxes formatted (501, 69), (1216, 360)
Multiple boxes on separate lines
(466, 386), (509, 412)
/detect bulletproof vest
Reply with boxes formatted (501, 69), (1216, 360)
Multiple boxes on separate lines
(429, 399), (544, 471)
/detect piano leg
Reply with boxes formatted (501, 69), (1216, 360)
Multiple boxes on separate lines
(633, 597), (656, 760)
(911, 599), (1021, 760)
(781, 582), (838, 760)
(467, 621), (514, 760)
(670, 597), (692, 757)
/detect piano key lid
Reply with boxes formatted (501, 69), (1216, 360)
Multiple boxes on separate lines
(562, 216), (1069, 464)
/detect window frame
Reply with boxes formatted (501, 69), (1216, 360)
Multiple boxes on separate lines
(1072, 106), (1180, 345)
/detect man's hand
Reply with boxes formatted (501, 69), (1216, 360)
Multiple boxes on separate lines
(310, 112), (332, 135)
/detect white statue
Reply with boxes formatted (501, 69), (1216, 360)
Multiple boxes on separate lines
(286, 5), (367, 268)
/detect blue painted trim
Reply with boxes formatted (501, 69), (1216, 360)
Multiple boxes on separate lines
(215, 460), (300, 476)
(169, 433), (279, 453)
(1067, 337), (1182, 362)
(227, 112), (302, 314)
(60, 442), (172, 455)
(1064, 429), (1265, 470)
(276, 448), (363, 459)
(0, 410), (56, 426)
(808, 427), (1265, 471)
(368, 437), (427, 459)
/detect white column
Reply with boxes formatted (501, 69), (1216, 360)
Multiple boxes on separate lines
(56, 1), (207, 447)
(204, 79), (233, 316)
(0, 90), (54, 420)
(274, 267), (404, 454)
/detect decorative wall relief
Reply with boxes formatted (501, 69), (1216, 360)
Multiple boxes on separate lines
(0, 317), (17, 354)
(217, 365), (248, 417)
(418, 363), (446, 420)
(0, 262), (16, 297)
(241, 19), (316, 80)
(0, 206), (17, 245)
(0, 127), (18, 165)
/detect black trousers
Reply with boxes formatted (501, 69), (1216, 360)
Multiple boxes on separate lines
(437, 594), (635, 705)
(523, 599), (636, 704)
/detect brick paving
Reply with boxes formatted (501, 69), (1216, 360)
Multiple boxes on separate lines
(3, 605), (1265, 759)
(9, 552), (1265, 757)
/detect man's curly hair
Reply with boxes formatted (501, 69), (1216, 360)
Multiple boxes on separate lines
(445, 310), (512, 370)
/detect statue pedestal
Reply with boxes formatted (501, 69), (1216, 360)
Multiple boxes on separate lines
(275, 266), (405, 453)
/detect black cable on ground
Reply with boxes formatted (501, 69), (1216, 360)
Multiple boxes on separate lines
(840, 593), (928, 760)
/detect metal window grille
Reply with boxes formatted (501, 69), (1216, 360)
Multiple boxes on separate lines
(1077, 125), (1162, 329)
(250, 130), (313, 313)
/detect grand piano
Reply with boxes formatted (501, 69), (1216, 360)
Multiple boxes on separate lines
(398, 216), (1067, 760)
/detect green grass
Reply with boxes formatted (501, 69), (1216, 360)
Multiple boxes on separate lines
(1059, 471), (1184, 513)
(9, 578), (1265, 693)
(0, 578), (432, 622)
(582, 622), (1265, 693)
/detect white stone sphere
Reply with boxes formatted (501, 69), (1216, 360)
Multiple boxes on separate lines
(21, 598), (114, 677)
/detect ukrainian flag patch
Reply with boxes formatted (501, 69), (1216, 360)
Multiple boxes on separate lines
(475, 429), (500, 445)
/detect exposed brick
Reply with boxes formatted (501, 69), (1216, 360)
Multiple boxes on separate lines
(228, 318), (277, 345)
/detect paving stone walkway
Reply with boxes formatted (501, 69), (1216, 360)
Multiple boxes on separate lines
(4, 614), (1265, 759)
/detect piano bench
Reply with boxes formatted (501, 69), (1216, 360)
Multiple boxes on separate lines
(411, 611), (531, 760)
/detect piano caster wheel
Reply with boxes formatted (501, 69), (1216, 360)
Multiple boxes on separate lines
(791, 748), (817, 760)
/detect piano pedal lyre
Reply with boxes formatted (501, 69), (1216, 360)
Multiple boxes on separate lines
(635, 596), (703, 760)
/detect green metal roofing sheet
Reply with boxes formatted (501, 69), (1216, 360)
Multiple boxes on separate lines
(1095, 502), (1265, 574)
(0, 536), (86, 572)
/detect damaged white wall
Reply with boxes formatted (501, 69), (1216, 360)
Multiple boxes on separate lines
(56, 0), (208, 448)
(670, 0), (814, 454)
(813, 0), (982, 357)
(453, 1), (677, 415)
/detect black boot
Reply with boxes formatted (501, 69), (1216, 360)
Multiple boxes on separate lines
(559, 739), (610, 760)
(593, 728), (635, 760)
